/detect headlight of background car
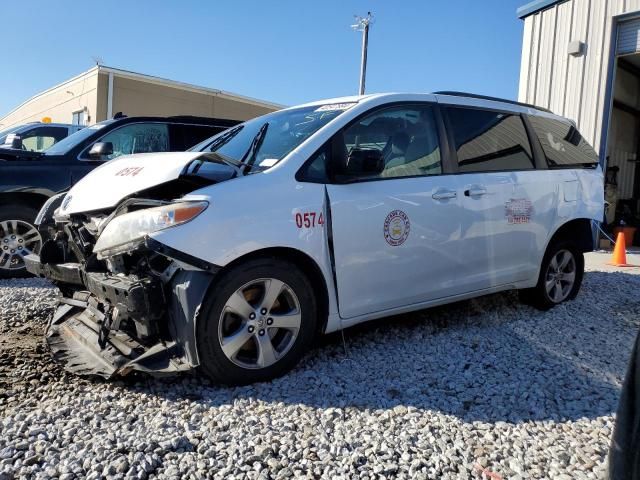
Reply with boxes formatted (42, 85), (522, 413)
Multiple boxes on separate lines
(94, 201), (208, 258)
(34, 192), (68, 226)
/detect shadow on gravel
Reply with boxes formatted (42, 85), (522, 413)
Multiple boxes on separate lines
(108, 270), (640, 424)
(7, 271), (637, 425)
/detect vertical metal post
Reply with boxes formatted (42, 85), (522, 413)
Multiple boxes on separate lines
(107, 72), (114, 120)
(359, 21), (369, 95)
(352, 12), (373, 96)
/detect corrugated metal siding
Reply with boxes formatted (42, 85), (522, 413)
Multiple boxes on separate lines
(549, 1), (574, 115)
(617, 18), (640, 54)
(518, 0), (637, 153)
(518, 19), (534, 101)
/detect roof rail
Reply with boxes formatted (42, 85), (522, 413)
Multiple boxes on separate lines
(433, 91), (552, 114)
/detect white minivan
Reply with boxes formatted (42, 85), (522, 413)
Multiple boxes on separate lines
(27, 92), (604, 384)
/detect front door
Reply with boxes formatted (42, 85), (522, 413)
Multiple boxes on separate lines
(324, 103), (467, 319)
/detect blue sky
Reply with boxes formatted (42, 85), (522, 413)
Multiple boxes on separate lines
(1, 1), (525, 117)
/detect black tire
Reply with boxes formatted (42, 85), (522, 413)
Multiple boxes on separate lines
(196, 257), (318, 385)
(519, 240), (584, 311)
(0, 204), (42, 279)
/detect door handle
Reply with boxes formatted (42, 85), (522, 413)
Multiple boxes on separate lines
(432, 189), (457, 200)
(464, 187), (487, 197)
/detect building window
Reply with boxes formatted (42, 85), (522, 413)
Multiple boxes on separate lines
(72, 110), (85, 126)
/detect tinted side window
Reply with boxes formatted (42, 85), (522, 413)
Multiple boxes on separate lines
(299, 105), (442, 183)
(337, 105), (442, 181)
(527, 116), (599, 167)
(170, 124), (226, 150)
(447, 108), (534, 172)
(299, 148), (330, 183)
(83, 123), (170, 160)
(20, 126), (68, 152)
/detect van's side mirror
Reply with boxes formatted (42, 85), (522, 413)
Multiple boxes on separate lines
(344, 148), (384, 178)
(88, 142), (113, 159)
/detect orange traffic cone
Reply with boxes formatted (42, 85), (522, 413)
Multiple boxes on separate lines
(608, 231), (636, 267)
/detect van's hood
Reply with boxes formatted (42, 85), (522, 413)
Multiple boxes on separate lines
(60, 152), (209, 215)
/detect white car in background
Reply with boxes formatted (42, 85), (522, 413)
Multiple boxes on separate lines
(27, 92), (604, 384)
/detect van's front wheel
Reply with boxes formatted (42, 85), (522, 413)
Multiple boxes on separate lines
(196, 258), (317, 385)
(519, 241), (584, 310)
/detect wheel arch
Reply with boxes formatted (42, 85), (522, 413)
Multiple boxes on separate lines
(214, 246), (330, 335)
(0, 192), (51, 213)
(545, 218), (594, 254)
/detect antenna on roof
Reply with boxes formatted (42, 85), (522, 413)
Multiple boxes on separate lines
(351, 12), (374, 96)
(91, 56), (104, 66)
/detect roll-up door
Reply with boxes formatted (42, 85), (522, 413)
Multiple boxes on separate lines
(618, 18), (640, 56)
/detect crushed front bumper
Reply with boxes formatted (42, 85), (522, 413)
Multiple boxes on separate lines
(26, 250), (216, 379)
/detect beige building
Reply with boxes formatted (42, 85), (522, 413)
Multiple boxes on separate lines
(0, 65), (283, 130)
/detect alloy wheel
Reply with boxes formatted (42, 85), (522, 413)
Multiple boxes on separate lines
(218, 278), (302, 369)
(0, 220), (42, 272)
(544, 249), (576, 303)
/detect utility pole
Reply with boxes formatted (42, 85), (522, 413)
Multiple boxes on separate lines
(352, 12), (373, 95)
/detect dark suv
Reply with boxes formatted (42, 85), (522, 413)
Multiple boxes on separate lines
(0, 122), (84, 152)
(0, 115), (238, 277)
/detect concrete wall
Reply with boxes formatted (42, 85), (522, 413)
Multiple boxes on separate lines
(110, 76), (276, 122)
(518, 0), (640, 154)
(0, 70), (99, 129)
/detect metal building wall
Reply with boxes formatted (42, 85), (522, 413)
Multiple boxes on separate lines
(518, 0), (640, 154)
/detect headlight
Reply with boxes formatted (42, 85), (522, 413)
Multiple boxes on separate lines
(34, 192), (67, 226)
(94, 201), (208, 258)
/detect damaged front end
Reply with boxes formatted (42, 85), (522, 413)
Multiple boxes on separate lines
(26, 200), (217, 378)
(26, 157), (232, 378)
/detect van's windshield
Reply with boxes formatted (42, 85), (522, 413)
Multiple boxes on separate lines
(190, 103), (355, 172)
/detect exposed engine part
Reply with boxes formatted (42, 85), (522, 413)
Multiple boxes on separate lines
(26, 189), (222, 378)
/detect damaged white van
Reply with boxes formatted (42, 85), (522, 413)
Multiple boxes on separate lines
(26, 92), (604, 384)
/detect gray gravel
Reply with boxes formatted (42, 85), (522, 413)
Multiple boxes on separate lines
(1, 252), (639, 479)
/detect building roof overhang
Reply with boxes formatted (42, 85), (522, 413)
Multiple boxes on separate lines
(517, 0), (568, 19)
(0, 65), (285, 123)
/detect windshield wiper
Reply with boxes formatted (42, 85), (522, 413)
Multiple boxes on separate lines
(199, 152), (268, 175)
(239, 122), (269, 174)
(200, 124), (244, 152)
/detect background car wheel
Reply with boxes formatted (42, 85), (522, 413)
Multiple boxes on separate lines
(519, 240), (584, 310)
(196, 257), (318, 385)
(0, 205), (42, 279)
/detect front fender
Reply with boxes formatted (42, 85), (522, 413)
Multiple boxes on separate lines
(150, 172), (338, 317)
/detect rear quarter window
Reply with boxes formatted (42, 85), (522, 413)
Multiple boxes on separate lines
(527, 116), (599, 168)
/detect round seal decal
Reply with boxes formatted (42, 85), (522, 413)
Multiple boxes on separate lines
(383, 210), (410, 246)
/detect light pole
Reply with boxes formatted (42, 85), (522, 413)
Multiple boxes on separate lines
(352, 12), (373, 95)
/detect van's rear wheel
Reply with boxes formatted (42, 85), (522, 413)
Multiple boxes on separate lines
(196, 258), (317, 385)
(519, 241), (584, 310)
(0, 205), (42, 279)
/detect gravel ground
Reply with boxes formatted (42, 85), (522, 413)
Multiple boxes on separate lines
(1, 252), (639, 479)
